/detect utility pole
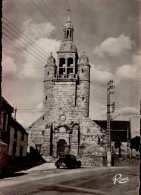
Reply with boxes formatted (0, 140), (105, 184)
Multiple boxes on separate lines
(107, 80), (115, 166)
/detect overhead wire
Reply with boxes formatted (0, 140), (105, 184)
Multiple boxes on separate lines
(91, 87), (107, 100)
(17, 0), (84, 55)
(3, 16), (50, 57)
(40, 0), (64, 28)
(2, 39), (44, 67)
(130, 0), (140, 46)
(30, 0), (63, 37)
(31, 0), (84, 55)
(17, 0), (42, 24)
(2, 0), (119, 116)
(2, 24), (47, 62)
(2, 34), (45, 66)
(17, 0), (62, 41)
(2, 27), (46, 64)
(90, 93), (106, 106)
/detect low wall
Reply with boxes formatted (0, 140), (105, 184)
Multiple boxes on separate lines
(78, 156), (140, 167)
(113, 157), (140, 167)
(78, 156), (104, 166)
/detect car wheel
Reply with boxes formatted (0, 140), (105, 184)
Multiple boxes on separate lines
(0, 167), (6, 177)
(67, 164), (72, 169)
(57, 165), (60, 169)
(78, 162), (81, 168)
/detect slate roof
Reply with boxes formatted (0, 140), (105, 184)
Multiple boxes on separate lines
(94, 120), (130, 131)
(94, 120), (131, 142)
(2, 96), (14, 112)
(11, 117), (28, 135)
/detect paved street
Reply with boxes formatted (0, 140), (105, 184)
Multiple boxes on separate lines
(0, 163), (139, 195)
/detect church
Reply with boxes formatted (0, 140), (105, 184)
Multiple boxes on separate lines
(27, 15), (106, 165)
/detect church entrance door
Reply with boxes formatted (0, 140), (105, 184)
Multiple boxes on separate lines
(57, 139), (67, 156)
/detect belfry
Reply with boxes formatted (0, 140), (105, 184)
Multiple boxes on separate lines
(27, 15), (105, 165)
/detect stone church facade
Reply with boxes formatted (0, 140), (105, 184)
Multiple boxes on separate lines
(27, 16), (106, 164)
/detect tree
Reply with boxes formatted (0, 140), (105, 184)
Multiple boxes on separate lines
(130, 136), (140, 151)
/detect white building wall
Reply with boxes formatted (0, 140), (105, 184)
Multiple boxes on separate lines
(16, 130), (28, 157)
(8, 127), (15, 156)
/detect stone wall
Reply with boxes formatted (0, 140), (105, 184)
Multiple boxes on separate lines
(78, 156), (104, 166)
(77, 81), (90, 117)
(53, 81), (76, 109)
(27, 113), (106, 162)
(77, 63), (90, 117)
(113, 157), (140, 166)
(27, 49), (106, 164)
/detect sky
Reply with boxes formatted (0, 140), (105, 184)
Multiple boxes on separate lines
(2, 0), (141, 137)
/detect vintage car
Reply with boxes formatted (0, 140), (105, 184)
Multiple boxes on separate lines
(55, 154), (81, 169)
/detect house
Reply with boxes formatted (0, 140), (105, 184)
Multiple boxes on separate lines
(1, 97), (28, 161)
(1, 97), (14, 145)
(94, 120), (131, 157)
(8, 118), (28, 161)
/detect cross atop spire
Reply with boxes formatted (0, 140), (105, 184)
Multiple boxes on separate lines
(63, 5), (73, 41)
(66, 6), (71, 22)
(66, 6), (71, 14)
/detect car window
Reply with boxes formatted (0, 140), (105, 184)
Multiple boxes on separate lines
(60, 155), (66, 159)
(71, 155), (76, 160)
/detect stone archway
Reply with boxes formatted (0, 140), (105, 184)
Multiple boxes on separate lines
(57, 139), (67, 156)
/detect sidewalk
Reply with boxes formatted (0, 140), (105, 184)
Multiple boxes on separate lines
(20, 162), (56, 173)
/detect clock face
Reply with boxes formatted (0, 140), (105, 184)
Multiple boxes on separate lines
(60, 115), (66, 121)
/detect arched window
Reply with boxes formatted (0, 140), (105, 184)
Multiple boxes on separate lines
(59, 58), (66, 74)
(59, 58), (65, 67)
(82, 69), (84, 73)
(67, 58), (73, 67)
(67, 30), (69, 38)
(45, 96), (47, 100)
(42, 131), (44, 135)
(82, 97), (84, 101)
(67, 58), (73, 74)
(48, 71), (49, 75)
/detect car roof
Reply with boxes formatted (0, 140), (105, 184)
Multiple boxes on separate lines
(60, 154), (73, 156)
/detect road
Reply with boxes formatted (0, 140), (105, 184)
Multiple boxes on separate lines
(0, 164), (139, 195)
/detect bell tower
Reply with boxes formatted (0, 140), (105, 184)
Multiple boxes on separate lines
(56, 14), (79, 76)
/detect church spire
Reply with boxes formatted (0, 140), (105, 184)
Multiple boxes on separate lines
(67, 14), (71, 22)
(63, 9), (74, 41)
(66, 6), (71, 22)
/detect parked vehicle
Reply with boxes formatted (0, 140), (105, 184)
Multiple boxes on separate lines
(55, 154), (81, 169)
(0, 142), (8, 176)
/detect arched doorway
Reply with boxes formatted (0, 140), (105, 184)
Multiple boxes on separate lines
(57, 139), (67, 156)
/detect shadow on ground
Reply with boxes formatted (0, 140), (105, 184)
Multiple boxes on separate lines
(0, 172), (28, 179)
(1, 147), (46, 179)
